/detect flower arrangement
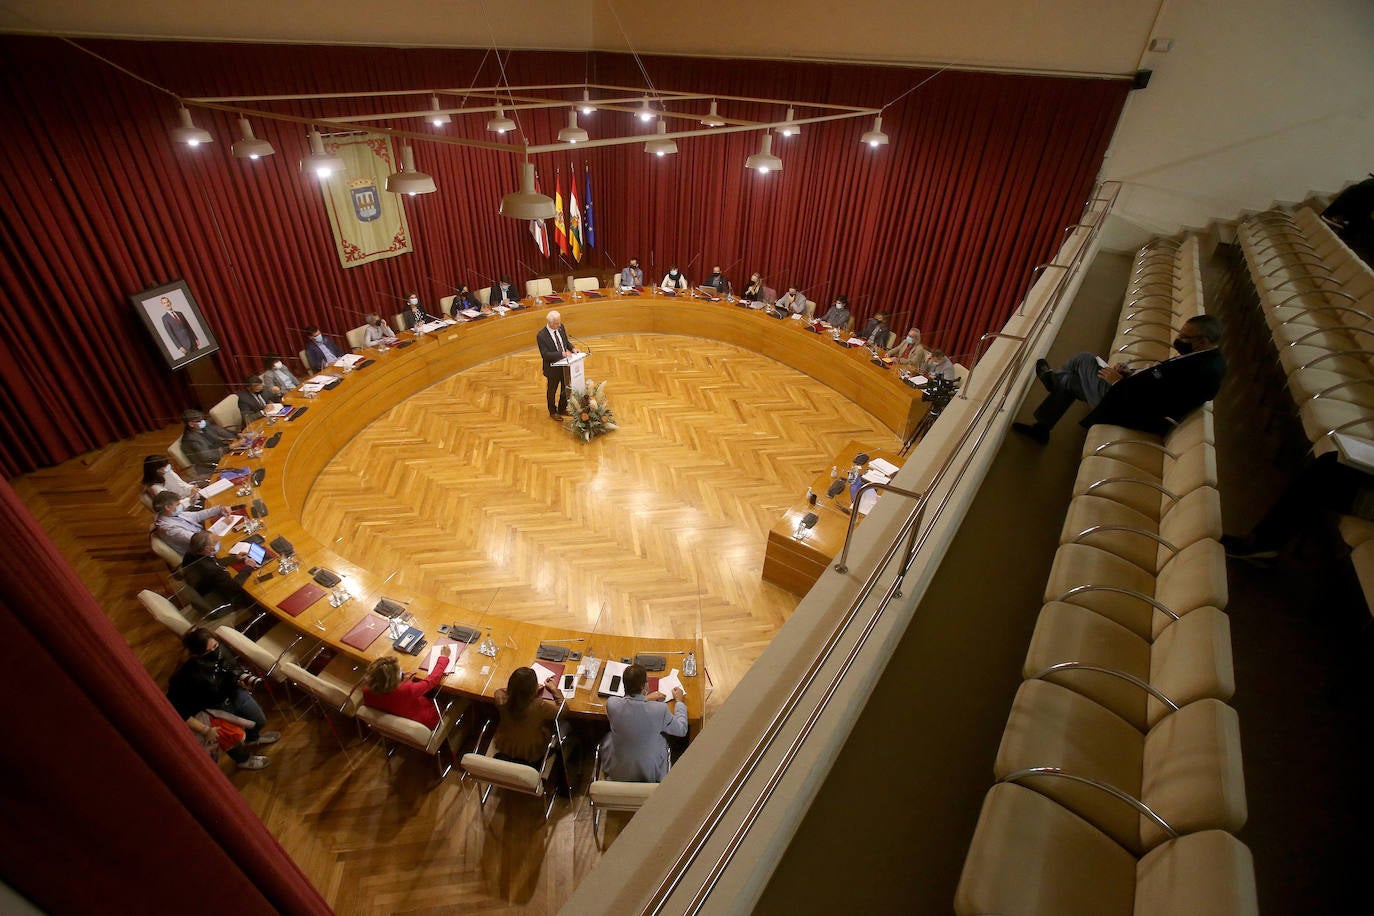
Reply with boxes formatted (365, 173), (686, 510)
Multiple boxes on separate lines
(567, 378), (618, 441)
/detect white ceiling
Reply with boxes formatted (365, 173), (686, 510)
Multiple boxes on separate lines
(1, 0), (1164, 76)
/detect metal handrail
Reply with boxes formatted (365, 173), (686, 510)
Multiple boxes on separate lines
(832, 481), (924, 574)
(1026, 661), (1180, 712)
(998, 767), (1179, 840)
(958, 332), (1027, 400)
(642, 181), (1122, 914)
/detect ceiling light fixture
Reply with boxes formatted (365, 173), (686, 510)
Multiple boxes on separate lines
(861, 115), (890, 148)
(645, 120), (678, 157)
(487, 106), (516, 134)
(300, 129), (346, 178)
(778, 106), (800, 137)
(500, 161), (556, 220)
(230, 117), (274, 160)
(745, 132), (783, 173)
(558, 109), (588, 144)
(700, 100), (725, 128)
(169, 106), (212, 147)
(580, 89), (596, 115)
(428, 95), (451, 127)
(385, 144), (436, 196)
(636, 98), (656, 123)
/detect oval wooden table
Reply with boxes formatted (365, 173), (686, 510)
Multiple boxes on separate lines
(206, 290), (926, 729)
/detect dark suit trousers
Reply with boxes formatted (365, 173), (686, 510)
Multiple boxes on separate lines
(545, 371), (567, 415)
(1033, 352), (1112, 429)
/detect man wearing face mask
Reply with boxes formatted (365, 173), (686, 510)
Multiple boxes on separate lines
(820, 295), (852, 330)
(1013, 314), (1226, 442)
(773, 285), (808, 318)
(261, 354), (299, 398)
(152, 491), (231, 557)
(401, 293), (435, 330)
(234, 376), (277, 426)
(660, 266), (688, 291)
(489, 276), (520, 307)
(180, 409), (237, 475)
(619, 258), (644, 290)
(303, 325), (341, 372)
(362, 312), (396, 347)
(702, 265), (730, 295)
(888, 327), (928, 367)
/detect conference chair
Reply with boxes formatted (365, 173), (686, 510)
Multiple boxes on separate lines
(762, 286), (778, 305)
(952, 361), (969, 381)
(167, 437), (192, 473)
(459, 716), (564, 820)
(803, 299), (816, 319)
(1023, 602), (1235, 731)
(573, 276), (600, 293)
(885, 331), (898, 349)
(213, 614), (310, 684)
(149, 532), (183, 571)
(955, 783), (1258, 916)
(345, 324), (368, 350)
(357, 697), (467, 779)
(137, 588), (194, 638)
(1081, 406), (1214, 478)
(1072, 439), (1217, 521)
(207, 394), (242, 432)
(587, 741), (659, 846)
(526, 277), (554, 298)
(994, 680), (1247, 854)
(440, 294), (456, 316)
(279, 653), (366, 752)
(392, 311), (407, 331)
(298, 350), (312, 374)
(477, 287), (491, 306)
(1060, 484), (1221, 575)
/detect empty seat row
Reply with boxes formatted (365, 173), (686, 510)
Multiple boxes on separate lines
(959, 237), (1254, 913)
(1111, 235), (1205, 369)
(1238, 207), (1374, 454)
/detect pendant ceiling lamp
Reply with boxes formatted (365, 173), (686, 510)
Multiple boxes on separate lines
(745, 132), (783, 173)
(230, 118), (274, 159)
(385, 144), (436, 196)
(300, 129), (346, 178)
(500, 161), (556, 219)
(169, 106), (212, 146)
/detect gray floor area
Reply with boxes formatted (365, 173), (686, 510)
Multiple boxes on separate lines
(756, 251), (1131, 912)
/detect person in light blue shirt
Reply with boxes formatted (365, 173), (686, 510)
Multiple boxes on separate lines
(601, 664), (688, 782)
(302, 325), (340, 372)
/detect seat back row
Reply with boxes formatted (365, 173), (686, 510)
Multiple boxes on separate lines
(1238, 206), (1374, 456)
(957, 237), (1255, 914)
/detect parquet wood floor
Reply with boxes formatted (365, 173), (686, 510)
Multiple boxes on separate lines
(10, 332), (897, 914)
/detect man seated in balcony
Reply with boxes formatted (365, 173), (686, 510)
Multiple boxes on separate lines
(601, 664), (688, 782)
(1012, 314), (1225, 443)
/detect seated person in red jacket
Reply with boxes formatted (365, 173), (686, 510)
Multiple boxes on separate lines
(360, 645), (453, 728)
(492, 666), (560, 766)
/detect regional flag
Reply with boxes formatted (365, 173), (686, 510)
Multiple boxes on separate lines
(553, 170), (570, 258)
(583, 166), (596, 250)
(529, 170), (550, 257)
(569, 180), (583, 262)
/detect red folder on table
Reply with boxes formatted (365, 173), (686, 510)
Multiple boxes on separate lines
(341, 614), (389, 650)
(277, 582), (326, 617)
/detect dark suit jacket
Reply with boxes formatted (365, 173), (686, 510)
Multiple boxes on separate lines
(162, 310), (199, 353)
(1082, 347), (1226, 434)
(402, 305), (434, 330)
(303, 337), (340, 372)
(235, 389), (271, 425)
(536, 325), (573, 379)
(490, 282), (519, 305)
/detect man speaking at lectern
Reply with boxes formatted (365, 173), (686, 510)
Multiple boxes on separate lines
(536, 310), (578, 419)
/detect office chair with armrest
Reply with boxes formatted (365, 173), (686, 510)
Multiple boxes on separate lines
(440, 294), (456, 316)
(526, 278), (554, 298)
(587, 740), (661, 847)
(358, 696), (467, 778)
(573, 276), (600, 292)
(459, 715), (564, 820)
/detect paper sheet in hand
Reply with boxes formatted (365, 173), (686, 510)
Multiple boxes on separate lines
(209, 515), (243, 537)
(598, 660), (629, 696)
(870, 458), (900, 476)
(656, 669), (684, 698)
(200, 478), (234, 498)
(419, 640), (463, 671)
(531, 661), (565, 685)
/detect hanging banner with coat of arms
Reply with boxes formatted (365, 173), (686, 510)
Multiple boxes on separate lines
(318, 132), (413, 268)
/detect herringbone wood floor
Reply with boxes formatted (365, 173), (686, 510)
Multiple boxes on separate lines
(12, 333), (897, 914)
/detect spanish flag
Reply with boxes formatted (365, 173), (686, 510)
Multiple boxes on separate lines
(553, 170), (570, 258)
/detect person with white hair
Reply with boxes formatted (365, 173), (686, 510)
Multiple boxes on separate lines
(535, 310), (578, 418)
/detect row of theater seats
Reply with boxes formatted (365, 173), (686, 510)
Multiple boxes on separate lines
(954, 237), (1257, 915)
(1237, 206), (1374, 454)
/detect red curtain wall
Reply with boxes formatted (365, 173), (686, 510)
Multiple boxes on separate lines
(0, 38), (1128, 475)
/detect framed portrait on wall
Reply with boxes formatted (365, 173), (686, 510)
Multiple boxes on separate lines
(131, 279), (220, 371)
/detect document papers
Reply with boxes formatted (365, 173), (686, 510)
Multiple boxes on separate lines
(598, 659), (628, 696)
(209, 514), (244, 537)
(655, 669), (685, 698)
(199, 477), (234, 498)
(869, 458), (900, 477)
(333, 354), (366, 369)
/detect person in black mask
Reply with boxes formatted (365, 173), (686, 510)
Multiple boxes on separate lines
(703, 265), (730, 294)
(362, 312), (395, 347)
(1012, 315), (1225, 442)
(660, 265), (688, 290)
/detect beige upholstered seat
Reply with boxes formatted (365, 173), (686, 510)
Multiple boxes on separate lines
(280, 654), (364, 716)
(1060, 485), (1221, 573)
(167, 436), (192, 472)
(458, 719), (561, 819)
(213, 618), (306, 682)
(1080, 406), (1213, 477)
(573, 276), (600, 292)
(391, 311), (407, 331)
(526, 277), (553, 298)
(137, 589), (193, 637)
(1044, 538), (1227, 641)
(297, 349), (311, 373)
(439, 294), (456, 316)
(1073, 440), (1216, 519)
(150, 531), (183, 569)
(358, 697), (465, 777)
(955, 783), (1258, 916)
(207, 393), (242, 431)
(345, 324), (368, 350)
(1023, 602), (1235, 730)
(586, 740), (659, 844)
(994, 680), (1247, 853)
(476, 287), (491, 306)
